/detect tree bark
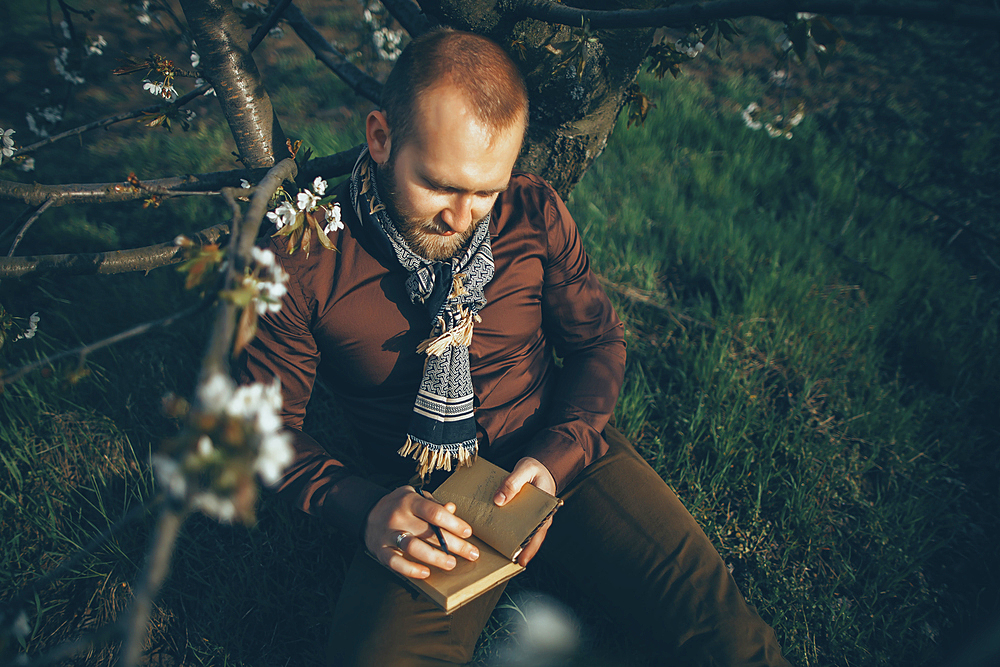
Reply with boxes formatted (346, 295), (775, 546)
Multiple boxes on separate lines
(419, 0), (658, 198)
(178, 0), (291, 168)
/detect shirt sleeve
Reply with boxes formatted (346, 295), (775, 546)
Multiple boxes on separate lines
(522, 181), (627, 492)
(236, 243), (387, 540)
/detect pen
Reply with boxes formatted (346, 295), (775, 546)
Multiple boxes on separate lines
(416, 488), (452, 556)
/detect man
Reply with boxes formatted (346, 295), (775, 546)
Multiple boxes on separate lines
(239, 27), (789, 666)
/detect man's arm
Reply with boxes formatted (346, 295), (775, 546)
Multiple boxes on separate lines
(238, 241), (479, 576)
(492, 176), (627, 563)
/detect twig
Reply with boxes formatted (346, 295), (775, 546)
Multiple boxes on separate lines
(198, 157), (296, 381)
(596, 274), (713, 330)
(284, 3), (383, 104)
(0, 223), (229, 279)
(516, 0), (1000, 30)
(979, 242), (1000, 273)
(0, 300), (210, 387)
(379, 0), (434, 36)
(7, 198), (53, 257)
(0, 145), (360, 207)
(12, 85), (213, 159)
(118, 507), (186, 667)
(1, 496), (164, 621)
(248, 0), (293, 52)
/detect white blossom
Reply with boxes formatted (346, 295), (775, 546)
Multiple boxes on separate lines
(741, 103), (763, 131)
(312, 176), (328, 196)
(191, 493), (236, 522)
(142, 79), (178, 101)
(13, 611), (30, 642)
(54, 47), (85, 85)
(190, 51), (201, 68)
(19, 157), (35, 172)
(60, 20), (72, 41)
(86, 35), (107, 56)
(40, 106), (63, 124)
(266, 201), (298, 230)
(296, 190), (320, 212)
(137, 12), (152, 25)
(252, 246), (275, 267)
(324, 202), (344, 235)
(25, 113), (47, 138)
(151, 454), (187, 499)
(194, 78), (216, 95)
(240, 179), (251, 189)
(796, 12), (817, 20)
(198, 371), (235, 414)
(1, 128), (14, 164)
(676, 38), (704, 59)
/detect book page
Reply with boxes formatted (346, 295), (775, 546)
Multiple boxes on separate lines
(433, 458), (561, 560)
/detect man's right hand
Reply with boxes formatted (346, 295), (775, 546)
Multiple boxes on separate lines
(364, 485), (480, 579)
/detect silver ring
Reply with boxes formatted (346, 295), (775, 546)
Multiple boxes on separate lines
(395, 531), (410, 550)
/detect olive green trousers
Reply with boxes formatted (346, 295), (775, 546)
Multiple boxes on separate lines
(327, 427), (789, 666)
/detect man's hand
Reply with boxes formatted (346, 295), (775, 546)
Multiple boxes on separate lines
(493, 457), (557, 566)
(365, 486), (480, 579)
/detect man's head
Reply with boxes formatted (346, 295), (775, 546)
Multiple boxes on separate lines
(365, 28), (528, 260)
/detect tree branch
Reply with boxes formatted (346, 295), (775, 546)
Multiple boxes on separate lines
(380, 0), (435, 36)
(11, 85), (213, 159)
(0, 224), (229, 279)
(0, 146), (360, 207)
(248, 0), (293, 52)
(7, 198), (53, 256)
(283, 3), (383, 105)
(118, 507), (186, 667)
(516, 0), (1000, 30)
(199, 158), (297, 380)
(0, 300), (210, 387)
(179, 0), (291, 167)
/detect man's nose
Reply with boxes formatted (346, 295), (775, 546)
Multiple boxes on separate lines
(440, 193), (474, 233)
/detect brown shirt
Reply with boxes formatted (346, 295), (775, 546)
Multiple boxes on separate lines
(238, 172), (626, 538)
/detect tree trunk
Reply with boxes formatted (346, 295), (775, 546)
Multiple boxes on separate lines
(420, 0), (657, 198)
(178, 0), (291, 168)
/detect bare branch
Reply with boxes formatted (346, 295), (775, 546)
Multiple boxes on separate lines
(0, 224), (228, 279)
(199, 158), (297, 380)
(284, 3), (383, 105)
(7, 199), (53, 257)
(380, 0), (435, 36)
(12, 85), (213, 159)
(516, 0), (1000, 30)
(0, 146), (360, 207)
(118, 508), (186, 667)
(0, 301), (209, 387)
(248, 0), (294, 51)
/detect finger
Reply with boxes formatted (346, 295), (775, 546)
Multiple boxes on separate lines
(384, 550), (431, 579)
(413, 496), (473, 538)
(423, 527), (480, 562)
(401, 534), (458, 571)
(516, 517), (552, 566)
(494, 460), (536, 506)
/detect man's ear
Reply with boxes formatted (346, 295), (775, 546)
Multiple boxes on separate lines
(366, 110), (391, 163)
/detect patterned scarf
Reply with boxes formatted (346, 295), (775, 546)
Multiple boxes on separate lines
(349, 147), (494, 478)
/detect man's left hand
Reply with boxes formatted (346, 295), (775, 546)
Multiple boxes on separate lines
(493, 456), (557, 566)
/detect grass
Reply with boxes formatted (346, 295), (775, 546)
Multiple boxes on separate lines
(2, 5), (999, 667)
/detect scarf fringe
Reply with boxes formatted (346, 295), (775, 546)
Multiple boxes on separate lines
(417, 307), (481, 357)
(398, 435), (478, 478)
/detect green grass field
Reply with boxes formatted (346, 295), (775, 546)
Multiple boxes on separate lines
(1, 5), (998, 666)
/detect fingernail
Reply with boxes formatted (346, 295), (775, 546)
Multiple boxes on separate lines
(446, 557), (456, 569)
(494, 492), (505, 506)
(470, 548), (479, 560)
(463, 527), (472, 537)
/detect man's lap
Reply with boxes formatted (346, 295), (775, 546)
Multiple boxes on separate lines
(326, 427), (788, 667)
